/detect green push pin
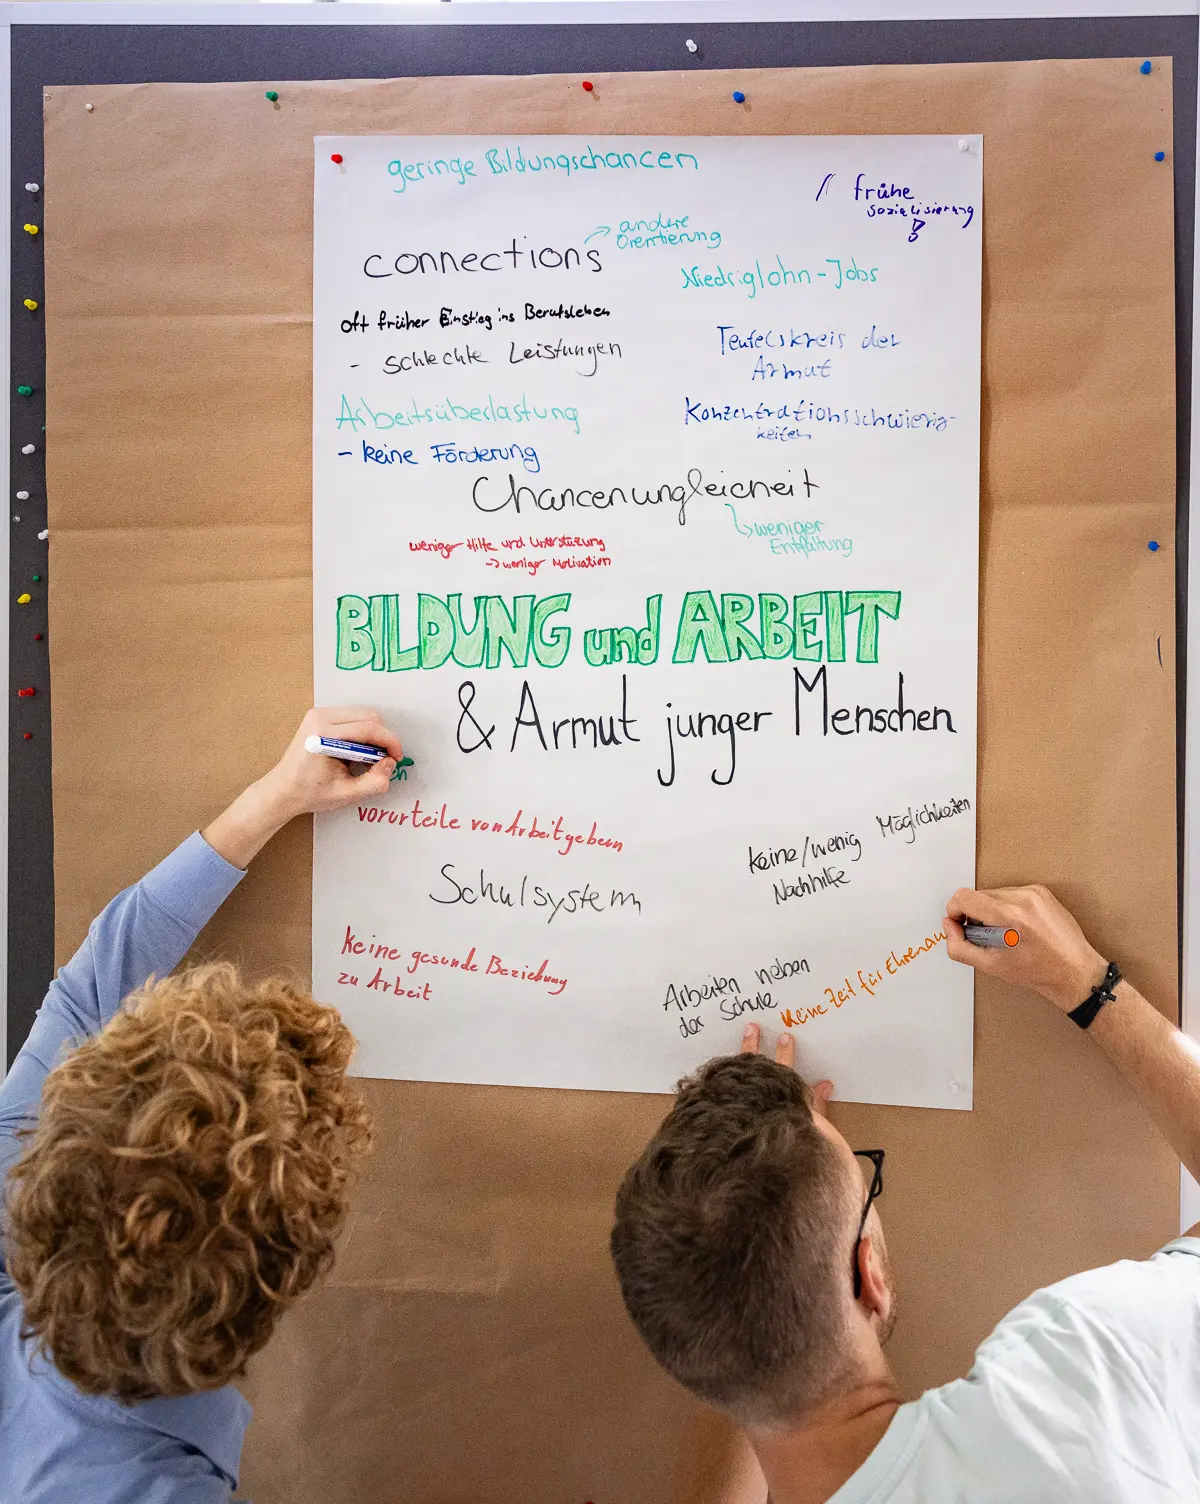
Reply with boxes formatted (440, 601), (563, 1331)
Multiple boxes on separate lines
(17, 385), (32, 397)
(32, 574), (40, 583)
(265, 90), (279, 103)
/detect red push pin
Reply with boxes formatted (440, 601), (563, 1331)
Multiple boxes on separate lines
(18, 686), (35, 697)
(23, 732), (31, 740)
(582, 81), (594, 92)
(331, 153), (344, 164)
(33, 633), (42, 641)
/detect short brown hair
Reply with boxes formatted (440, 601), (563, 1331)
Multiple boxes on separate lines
(4, 963), (373, 1402)
(611, 1053), (856, 1427)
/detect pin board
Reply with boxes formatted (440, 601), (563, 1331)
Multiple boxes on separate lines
(310, 127), (985, 1109)
(11, 14), (1195, 1504)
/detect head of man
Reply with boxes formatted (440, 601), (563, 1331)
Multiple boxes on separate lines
(3, 963), (372, 1403)
(610, 1051), (895, 1430)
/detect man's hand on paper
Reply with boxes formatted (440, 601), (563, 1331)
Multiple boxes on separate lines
(203, 706), (403, 870)
(740, 1022), (835, 1115)
(944, 884), (1107, 1014)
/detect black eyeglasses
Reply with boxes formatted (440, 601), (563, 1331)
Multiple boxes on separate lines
(851, 1150), (886, 1298)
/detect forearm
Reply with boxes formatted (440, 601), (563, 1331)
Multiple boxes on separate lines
(1089, 980), (1200, 1183)
(200, 706), (402, 869)
(1, 705), (400, 1183)
(202, 778), (294, 871)
(0, 833), (244, 1181)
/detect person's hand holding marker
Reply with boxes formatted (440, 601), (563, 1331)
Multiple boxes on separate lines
(945, 884), (1109, 1012)
(202, 706), (403, 870)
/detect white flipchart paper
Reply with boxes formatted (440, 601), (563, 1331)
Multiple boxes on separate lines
(312, 135), (981, 1108)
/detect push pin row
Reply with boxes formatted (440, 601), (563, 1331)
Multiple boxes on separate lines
(579, 78), (746, 101)
(17, 160), (47, 735)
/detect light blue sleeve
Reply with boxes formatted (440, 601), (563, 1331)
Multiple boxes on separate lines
(0, 833), (245, 1194)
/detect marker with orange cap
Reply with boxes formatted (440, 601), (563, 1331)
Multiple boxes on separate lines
(964, 923), (1020, 949)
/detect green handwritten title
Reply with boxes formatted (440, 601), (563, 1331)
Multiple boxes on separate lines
(335, 590), (901, 671)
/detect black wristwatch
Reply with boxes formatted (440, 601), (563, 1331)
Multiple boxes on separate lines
(1067, 961), (1122, 1030)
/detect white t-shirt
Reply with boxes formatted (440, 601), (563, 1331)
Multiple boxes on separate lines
(830, 1238), (1200, 1503)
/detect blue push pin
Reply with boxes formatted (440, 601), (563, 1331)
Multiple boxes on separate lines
(1155, 151), (1166, 162)
(732, 90), (746, 103)
(1148, 540), (1160, 552)
(1140, 60), (1152, 75)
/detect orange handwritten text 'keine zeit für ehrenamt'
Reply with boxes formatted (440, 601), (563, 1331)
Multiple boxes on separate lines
(355, 799), (623, 858)
(778, 930), (946, 1028)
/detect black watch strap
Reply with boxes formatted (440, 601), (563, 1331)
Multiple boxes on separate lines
(1067, 961), (1122, 1030)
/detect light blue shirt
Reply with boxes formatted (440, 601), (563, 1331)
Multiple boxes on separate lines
(0, 833), (248, 1503)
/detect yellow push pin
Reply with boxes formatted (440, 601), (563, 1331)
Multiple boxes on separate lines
(23, 224), (38, 237)
(17, 593), (31, 605)
(23, 298), (38, 311)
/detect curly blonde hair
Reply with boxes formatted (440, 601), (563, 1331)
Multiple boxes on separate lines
(4, 963), (373, 1402)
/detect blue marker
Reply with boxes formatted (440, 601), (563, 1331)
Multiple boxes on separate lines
(305, 734), (386, 766)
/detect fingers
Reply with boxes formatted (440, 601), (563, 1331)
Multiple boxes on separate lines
(944, 888), (1019, 970)
(739, 1027), (829, 1115)
(305, 707), (406, 762)
(945, 910), (1004, 971)
(946, 886), (1006, 926)
(350, 759), (397, 801)
(312, 718), (405, 763)
(317, 705), (384, 726)
(313, 757), (397, 813)
(943, 911), (977, 967)
(741, 1025), (797, 1066)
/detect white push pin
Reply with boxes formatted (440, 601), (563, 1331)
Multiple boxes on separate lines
(12, 515), (19, 523)
(24, 183), (39, 194)
(21, 444), (34, 455)
(15, 491), (29, 501)
(85, 103), (94, 113)
(685, 38), (698, 52)
(37, 529), (48, 540)
(958, 138), (971, 152)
